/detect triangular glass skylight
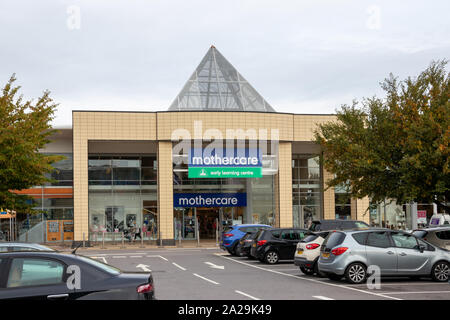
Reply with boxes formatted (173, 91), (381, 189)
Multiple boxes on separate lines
(169, 46), (275, 112)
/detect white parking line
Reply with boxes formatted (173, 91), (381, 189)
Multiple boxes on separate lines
(172, 262), (187, 271)
(193, 273), (220, 285)
(313, 296), (335, 300)
(130, 256), (143, 258)
(112, 256), (126, 258)
(216, 254), (402, 301)
(382, 291), (450, 295)
(235, 290), (260, 300)
(158, 256), (169, 261)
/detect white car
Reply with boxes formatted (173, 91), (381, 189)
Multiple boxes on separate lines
(412, 227), (450, 250)
(294, 231), (330, 276)
(429, 214), (450, 227)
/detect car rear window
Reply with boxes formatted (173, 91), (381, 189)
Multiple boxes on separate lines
(323, 232), (346, 249)
(352, 221), (369, 229)
(223, 227), (233, 234)
(352, 232), (368, 245)
(301, 234), (319, 243)
(412, 230), (428, 239)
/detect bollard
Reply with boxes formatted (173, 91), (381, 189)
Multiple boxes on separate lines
(25, 230), (29, 243)
(178, 229), (182, 247)
(159, 232), (163, 248)
(112, 232), (115, 245)
(82, 233), (85, 248)
(61, 225), (64, 247)
(215, 218), (219, 247)
(102, 231), (105, 249)
(197, 224), (200, 248)
(140, 230), (144, 248)
(121, 232), (125, 249)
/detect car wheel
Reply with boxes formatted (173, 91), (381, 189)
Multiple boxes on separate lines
(345, 263), (367, 284)
(300, 266), (314, 275)
(226, 248), (233, 255)
(235, 247), (242, 256)
(431, 261), (449, 282)
(264, 251), (279, 264)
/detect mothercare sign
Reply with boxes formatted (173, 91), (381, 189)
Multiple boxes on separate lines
(188, 148), (262, 178)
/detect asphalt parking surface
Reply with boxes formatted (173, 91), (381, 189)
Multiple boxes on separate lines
(80, 247), (450, 300)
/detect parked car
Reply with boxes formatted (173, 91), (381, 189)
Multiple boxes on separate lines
(294, 231), (330, 276)
(309, 219), (369, 232)
(250, 228), (309, 264)
(412, 227), (450, 250)
(235, 232), (253, 257)
(318, 229), (450, 284)
(0, 251), (154, 300)
(220, 224), (272, 255)
(0, 243), (55, 253)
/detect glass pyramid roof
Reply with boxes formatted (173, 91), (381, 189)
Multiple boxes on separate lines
(168, 46), (275, 112)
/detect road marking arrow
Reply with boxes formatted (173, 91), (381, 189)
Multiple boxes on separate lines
(204, 262), (224, 270)
(136, 264), (152, 272)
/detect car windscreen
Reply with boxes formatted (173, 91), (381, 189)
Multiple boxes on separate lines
(322, 232), (346, 249)
(77, 255), (121, 275)
(412, 230), (428, 239)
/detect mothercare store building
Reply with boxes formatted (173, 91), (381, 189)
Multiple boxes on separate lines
(18, 46), (422, 245)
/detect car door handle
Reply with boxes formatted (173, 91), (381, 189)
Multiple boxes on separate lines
(399, 252), (407, 257)
(47, 294), (69, 300)
(387, 251), (395, 255)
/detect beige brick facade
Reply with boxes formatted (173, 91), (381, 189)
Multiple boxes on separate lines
(351, 197), (371, 224)
(322, 168), (336, 220)
(71, 110), (349, 242)
(278, 142), (293, 227)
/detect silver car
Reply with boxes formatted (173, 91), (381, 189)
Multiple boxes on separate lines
(318, 229), (450, 284)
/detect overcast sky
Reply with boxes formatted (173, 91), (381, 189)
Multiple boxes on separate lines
(1, 0), (449, 127)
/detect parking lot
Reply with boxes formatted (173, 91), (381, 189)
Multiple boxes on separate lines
(81, 247), (450, 300)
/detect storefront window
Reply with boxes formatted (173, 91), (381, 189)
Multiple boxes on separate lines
(335, 184), (351, 220)
(88, 155), (157, 241)
(292, 154), (322, 228)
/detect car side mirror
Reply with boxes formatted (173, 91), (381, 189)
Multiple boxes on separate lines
(418, 245), (426, 253)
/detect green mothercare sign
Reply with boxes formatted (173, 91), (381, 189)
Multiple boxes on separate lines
(188, 167), (262, 178)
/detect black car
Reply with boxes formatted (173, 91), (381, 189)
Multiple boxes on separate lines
(250, 228), (309, 264)
(235, 232), (257, 258)
(0, 251), (154, 300)
(309, 219), (369, 232)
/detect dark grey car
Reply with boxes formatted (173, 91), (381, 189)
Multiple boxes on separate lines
(0, 251), (154, 300)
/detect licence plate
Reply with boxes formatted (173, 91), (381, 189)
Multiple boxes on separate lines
(322, 252), (330, 258)
(297, 250), (304, 255)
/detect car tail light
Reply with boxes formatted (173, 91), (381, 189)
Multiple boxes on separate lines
(306, 243), (320, 250)
(223, 233), (233, 238)
(331, 247), (348, 256)
(257, 240), (267, 246)
(137, 283), (153, 294)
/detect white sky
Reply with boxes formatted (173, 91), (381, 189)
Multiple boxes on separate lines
(1, 0), (449, 127)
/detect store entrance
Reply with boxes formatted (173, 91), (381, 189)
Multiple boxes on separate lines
(196, 208), (219, 239)
(173, 206), (245, 241)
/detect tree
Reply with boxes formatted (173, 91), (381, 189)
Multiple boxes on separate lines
(0, 74), (63, 212)
(314, 60), (450, 212)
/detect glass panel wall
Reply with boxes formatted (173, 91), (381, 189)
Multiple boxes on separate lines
(88, 155), (157, 242)
(292, 154), (322, 228)
(335, 184), (351, 220)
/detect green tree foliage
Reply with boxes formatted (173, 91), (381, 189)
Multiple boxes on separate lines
(0, 75), (63, 212)
(314, 60), (450, 211)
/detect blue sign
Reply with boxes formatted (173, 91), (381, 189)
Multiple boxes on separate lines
(189, 148), (262, 167)
(174, 193), (247, 208)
